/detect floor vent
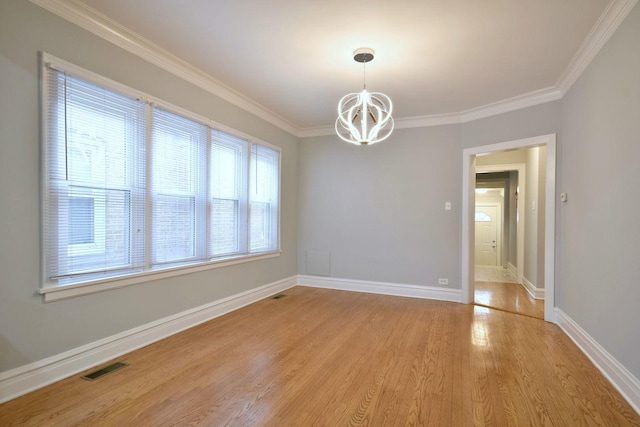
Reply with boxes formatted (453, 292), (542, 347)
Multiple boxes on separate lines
(82, 362), (128, 381)
(272, 294), (287, 300)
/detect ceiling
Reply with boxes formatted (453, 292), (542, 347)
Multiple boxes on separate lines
(62, 0), (617, 133)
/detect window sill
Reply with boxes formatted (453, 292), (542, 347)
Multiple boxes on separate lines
(39, 251), (281, 302)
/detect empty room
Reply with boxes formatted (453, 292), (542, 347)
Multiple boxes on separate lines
(1, 0), (639, 425)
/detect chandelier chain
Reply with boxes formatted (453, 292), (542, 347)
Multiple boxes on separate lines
(363, 60), (366, 90)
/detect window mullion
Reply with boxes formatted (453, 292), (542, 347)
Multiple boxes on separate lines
(205, 127), (212, 261)
(245, 143), (252, 255)
(197, 127), (210, 261)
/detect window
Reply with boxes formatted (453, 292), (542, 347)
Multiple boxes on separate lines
(475, 212), (492, 222)
(42, 54), (280, 298)
(43, 69), (146, 282)
(210, 131), (248, 258)
(151, 107), (208, 266)
(250, 144), (279, 252)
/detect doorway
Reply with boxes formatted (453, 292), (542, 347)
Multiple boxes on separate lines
(461, 134), (556, 323)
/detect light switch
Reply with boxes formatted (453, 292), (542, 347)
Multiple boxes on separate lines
(445, 202), (452, 211)
(560, 193), (568, 202)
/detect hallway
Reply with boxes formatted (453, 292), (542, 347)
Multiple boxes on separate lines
(474, 266), (544, 319)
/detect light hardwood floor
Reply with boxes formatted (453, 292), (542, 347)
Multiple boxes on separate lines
(475, 281), (545, 319)
(1, 287), (638, 426)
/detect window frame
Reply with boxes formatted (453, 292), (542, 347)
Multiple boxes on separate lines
(40, 53), (281, 302)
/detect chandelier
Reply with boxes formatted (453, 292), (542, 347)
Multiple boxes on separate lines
(335, 48), (394, 145)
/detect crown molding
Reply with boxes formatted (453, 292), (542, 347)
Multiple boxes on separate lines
(460, 86), (563, 123)
(556, 0), (638, 94)
(30, 0), (637, 139)
(298, 0), (637, 138)
(29, 0), (300, 137)
(298, 112), (463, 138)
(298, 87), (562, 138)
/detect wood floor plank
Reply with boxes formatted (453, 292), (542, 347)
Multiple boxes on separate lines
(475, 280), (544, 319)
(0, 287), (638, 426)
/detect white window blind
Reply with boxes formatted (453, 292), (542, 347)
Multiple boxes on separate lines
(43, 66), (146, 284)
(41, 54), (281, 296)
(249, 144), (279, 252)
(151, 107), (207, 266)
(210, 131), (248, 258)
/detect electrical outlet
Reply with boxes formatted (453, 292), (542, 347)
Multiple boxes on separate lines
(438, 278), (448, 285)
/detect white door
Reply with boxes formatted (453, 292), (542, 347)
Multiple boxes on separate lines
(475, 206), (498, 265)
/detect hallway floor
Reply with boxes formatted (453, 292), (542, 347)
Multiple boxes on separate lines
(474, 266), (544, 319)
(475, 265), (519, 283)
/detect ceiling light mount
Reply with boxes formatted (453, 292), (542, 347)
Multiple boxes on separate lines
(353, 47), (375, 64)
(335, 48), (394, 146)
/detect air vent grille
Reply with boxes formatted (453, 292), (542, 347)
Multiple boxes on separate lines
(82, 362), (128, 381)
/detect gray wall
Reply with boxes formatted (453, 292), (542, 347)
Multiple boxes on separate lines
(298, 94), (561, 290)
(559, 3), (640, 378)
(298, 125), (462, 287)
(0, 1), (298, 372)
(461, 101), (562, 149)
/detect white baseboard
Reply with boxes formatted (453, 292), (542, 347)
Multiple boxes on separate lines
(0, 275), (297, 404)
(507, 262), (518, 278)
(522, 276), (545, 300)
(556, 309), (640, 415)
(298, 275), (461, 303)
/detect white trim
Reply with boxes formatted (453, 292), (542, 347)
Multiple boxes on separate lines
(298, 112), (463, 138)
(298, 87), (561, 138)
(298, 275), (461, 303)
(521, 276), (545, 300)
(40, 252), (282, 302)
(556, 309), (640, 415)
(0, 275), (297, 404)
(507, 262), (518, 279)
(29, 0), (637, 137)
(462, 134), (557, 323)
(459, 87), (562, 123)
(544, 140), (557, 321)
(394, 112), (462, 129)
(461, 153), (476, 304)
(30, 0), (299, 137)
